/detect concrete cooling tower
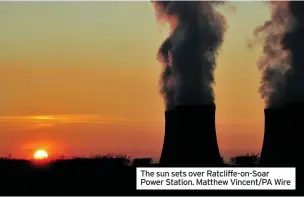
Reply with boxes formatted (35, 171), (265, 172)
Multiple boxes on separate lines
(260, 105), (303, 167)
(173, 104), (222, 167)
(282, 102), (304, 167)
(259, 108), (287, 166)
(283, 102), (304, 192)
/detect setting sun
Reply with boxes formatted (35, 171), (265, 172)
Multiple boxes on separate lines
(34, 150), (48, 160)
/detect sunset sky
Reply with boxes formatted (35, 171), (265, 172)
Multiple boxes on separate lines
(0, 1), (271, 160)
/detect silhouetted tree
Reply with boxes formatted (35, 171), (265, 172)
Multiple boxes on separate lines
(89, 154), (131, 166)
(132, 158), (152, 167)
(230, 153), (259, 167)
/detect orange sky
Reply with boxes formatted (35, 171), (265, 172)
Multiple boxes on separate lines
(0, 2), (271, 161)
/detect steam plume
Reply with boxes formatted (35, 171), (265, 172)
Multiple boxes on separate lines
(153, 1), (226, 106)
(253, 2), (291, 108)
(157, 37), (175, 110)
(281, 2), (304, 103)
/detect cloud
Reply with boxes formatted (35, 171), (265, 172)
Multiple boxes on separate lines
(0, 115), (163, 125)
(0, 115), (110, 124)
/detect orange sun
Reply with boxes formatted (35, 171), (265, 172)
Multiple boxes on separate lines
(33, 149), (48, 160)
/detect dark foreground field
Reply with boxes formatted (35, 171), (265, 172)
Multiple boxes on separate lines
(0, 155), (302, 196)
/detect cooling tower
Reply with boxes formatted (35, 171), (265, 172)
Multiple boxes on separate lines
(282, 103), (304, 190)
(260, 105), (303, 167)
(173, 105), (222, 167)
(282, 102), (304, 167)
(159, 110), (177, 166)
(259, 108), (286, 166)
(260, 105), (304, 190)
